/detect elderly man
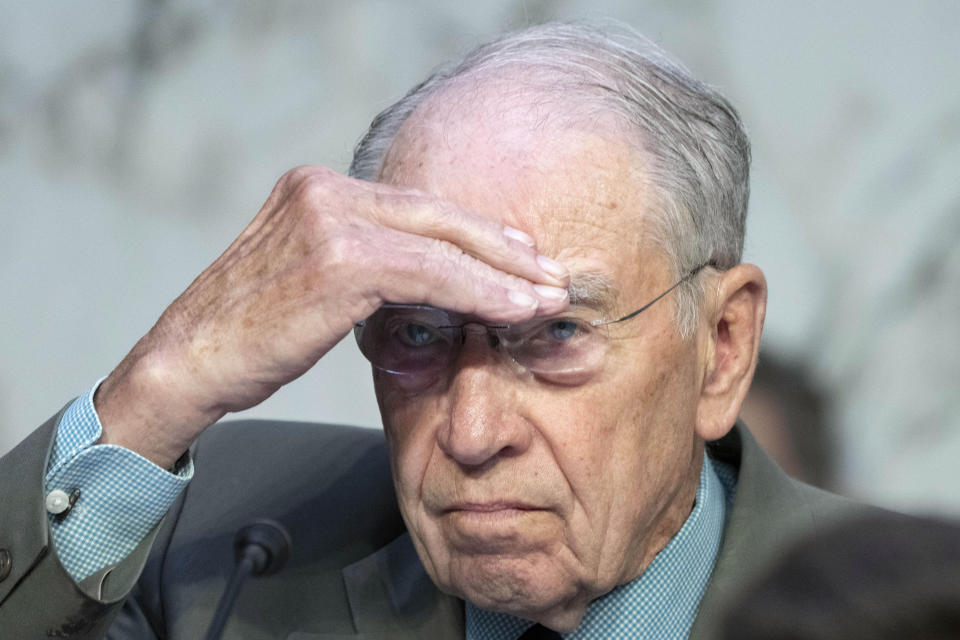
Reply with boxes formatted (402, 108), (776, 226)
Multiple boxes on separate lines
(0, 21), (867, 639)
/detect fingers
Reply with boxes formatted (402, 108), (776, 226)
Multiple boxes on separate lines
(268, 166), (571, 322)
(358, 181), (570, 290)
(369, 229), (569, 325)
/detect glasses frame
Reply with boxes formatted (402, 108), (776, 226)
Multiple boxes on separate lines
(587, 262), (708, 328)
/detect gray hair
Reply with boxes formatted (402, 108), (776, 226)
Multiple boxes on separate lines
(349, 20), (750, 337)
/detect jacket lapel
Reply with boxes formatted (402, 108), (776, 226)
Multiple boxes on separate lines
(288, 533), (463, 639)
(689, 424), (865, 640)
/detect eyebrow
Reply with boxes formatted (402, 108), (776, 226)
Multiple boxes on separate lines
(567, 271), (620, 315)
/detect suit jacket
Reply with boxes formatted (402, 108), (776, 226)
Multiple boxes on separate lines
(0, 404), (874, 639)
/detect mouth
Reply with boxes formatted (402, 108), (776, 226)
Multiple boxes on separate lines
(436, 501), (555, 551)
(441, 502), (549, 526)
(443, 501), (542, 514)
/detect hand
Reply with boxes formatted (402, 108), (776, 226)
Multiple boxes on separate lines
(95, 166), (569, 468)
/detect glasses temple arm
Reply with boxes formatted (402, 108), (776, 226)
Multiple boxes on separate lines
(606, 262), (709, 325)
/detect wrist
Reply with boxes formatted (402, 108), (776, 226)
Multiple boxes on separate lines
(95, 345), (222, 469)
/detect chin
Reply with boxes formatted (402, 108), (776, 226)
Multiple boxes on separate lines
(440, 552), (589, 630)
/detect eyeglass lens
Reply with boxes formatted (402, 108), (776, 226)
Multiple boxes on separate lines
(354, 306), (607, 383)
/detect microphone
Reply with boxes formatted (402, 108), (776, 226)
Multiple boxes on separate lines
(203, 519), (293, 640)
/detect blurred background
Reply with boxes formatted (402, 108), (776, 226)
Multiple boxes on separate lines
(1, 1), (957, 514)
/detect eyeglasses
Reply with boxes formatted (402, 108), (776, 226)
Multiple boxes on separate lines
(354, 264), (707, 385)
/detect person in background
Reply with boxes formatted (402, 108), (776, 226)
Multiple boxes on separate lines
(739, 350), (835, 488)
(719, 512), (960, 639)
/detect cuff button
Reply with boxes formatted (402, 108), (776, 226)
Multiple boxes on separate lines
(45, 489), (71, 515)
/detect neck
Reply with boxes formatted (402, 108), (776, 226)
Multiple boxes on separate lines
(622, 442), (705, 585)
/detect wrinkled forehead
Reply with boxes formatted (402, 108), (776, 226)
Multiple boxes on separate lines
(379, 77), (670, 299)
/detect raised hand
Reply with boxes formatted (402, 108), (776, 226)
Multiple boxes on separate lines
(94, 166), (569, 468)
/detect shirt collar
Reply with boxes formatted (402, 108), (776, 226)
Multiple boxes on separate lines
(466, 454), (734, 640)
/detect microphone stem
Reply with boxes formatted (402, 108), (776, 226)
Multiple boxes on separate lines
(203, 546), (265, 640)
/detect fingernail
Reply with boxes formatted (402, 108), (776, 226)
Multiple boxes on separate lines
(534, 284), (568, 300)
(508, 289), (539, 309)
(504, 226), (536, 247)
(537, 255), (569, 278)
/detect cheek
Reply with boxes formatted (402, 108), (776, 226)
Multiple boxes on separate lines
(375, 373), (443, 503)
(516, 381), (625, 518)
(642, 333), (702, 427)
(606, 335), (702, 517)
(547, 333), (698, 506)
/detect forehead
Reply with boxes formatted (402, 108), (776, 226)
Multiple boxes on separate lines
(380, 81), (666, 296)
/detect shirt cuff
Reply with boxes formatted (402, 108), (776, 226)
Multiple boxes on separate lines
(44, 382), (194, 582)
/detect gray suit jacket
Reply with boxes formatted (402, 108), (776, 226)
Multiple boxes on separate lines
(0, 404), (871, 639)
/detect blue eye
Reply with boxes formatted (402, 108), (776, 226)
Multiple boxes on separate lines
(546, 319), (579, 341)
(399, 322), (437, 347)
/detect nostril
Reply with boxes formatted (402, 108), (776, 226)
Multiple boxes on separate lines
(448, 446), (500, 468)
(437, 425), (500, 467)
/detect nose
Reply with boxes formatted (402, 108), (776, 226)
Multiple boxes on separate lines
(436, 340), (533, 468)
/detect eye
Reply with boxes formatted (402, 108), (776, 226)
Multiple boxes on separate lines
(546, 319), (580, 341)
(504, 317), (593, 352)
(396, 321), (441, 347)
(506, 315), (600, 384)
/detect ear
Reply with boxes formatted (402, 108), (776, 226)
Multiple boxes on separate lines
(695, 264), (767, 442)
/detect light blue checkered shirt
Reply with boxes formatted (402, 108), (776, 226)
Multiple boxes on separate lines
(466, 455), (736, 640)
(45, 383), (193, 582)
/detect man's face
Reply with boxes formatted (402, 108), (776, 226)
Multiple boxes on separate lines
(374, 89), (707, 630)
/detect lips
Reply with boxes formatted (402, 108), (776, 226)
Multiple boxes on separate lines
(442, 501), (542, 513)
(437, 500), (555, 553)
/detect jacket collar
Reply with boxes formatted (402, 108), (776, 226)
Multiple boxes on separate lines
(289, 533), (463, 639)
(689, 422), (860, 639)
